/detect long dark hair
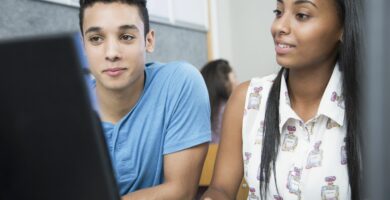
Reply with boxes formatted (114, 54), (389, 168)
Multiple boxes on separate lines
(200, 59), (233, 132)
(259, 0), (362, 199)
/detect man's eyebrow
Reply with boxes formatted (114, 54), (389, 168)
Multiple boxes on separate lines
(119, 25), (139, 32)
(84, 26), (101, 35)
(84, 25), (139, 35)
(294, 0), (318, 8)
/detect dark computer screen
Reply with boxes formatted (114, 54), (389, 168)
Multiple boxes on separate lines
(0, 34), (120, 200)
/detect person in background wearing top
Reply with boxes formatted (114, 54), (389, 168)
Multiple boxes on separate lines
(201, 59), (238, 143)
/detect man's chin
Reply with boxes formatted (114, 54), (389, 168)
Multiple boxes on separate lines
(96, 81), (129, 92)
(105, 85), (129, 92)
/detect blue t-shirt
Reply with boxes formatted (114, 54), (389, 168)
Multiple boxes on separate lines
(89, 61), (211, 195)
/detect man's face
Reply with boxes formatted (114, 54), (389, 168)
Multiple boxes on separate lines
(82, 2), (154, 91)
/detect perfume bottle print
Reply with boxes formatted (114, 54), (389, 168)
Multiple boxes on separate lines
(255, 120), (265, 145)
(341, 137), (347, 165)
(326, 118), (340, 129)
(274, 195), (283, 200)
(331, 91), (344, 109)
(306, 141), (323, 169)
(321, 176), (339, 200)
(247, 87), (262, 110)
(285, 91), (291, 106)
(244, 152), (252, 177)
(286, 167), (302, 198)
(282, 125), (298, 151)
(248, 187), (260, 200)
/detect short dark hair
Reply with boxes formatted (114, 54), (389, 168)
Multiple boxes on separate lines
(79, 0), (150, 36)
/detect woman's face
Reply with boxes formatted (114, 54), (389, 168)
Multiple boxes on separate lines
(271, 0), (343, 70)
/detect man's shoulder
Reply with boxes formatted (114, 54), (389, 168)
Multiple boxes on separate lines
(145, 61), (203, 92)
(146, 61), (199, 78)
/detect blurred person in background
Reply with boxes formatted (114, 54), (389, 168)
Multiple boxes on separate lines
(201, 59), (238, 143)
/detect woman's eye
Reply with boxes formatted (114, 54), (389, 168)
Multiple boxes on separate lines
(121, 34), (134, 41)
(273, 9), (282, 17)
(296, 13), (310, 21)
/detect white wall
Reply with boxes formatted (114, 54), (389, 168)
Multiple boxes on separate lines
(212, 0), (279, 82)
(148, 0), (208, 31)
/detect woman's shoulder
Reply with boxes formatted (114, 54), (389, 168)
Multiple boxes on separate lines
(229, 73), (277, 106)
(235, 74), (277, 100)
(233, 74), (277, 99)
(248, 74), (278, 90)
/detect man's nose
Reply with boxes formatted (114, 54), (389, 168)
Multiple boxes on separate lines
(105, 38), (121, 62)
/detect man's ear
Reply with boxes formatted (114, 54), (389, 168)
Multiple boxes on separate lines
(145, 29), (155, 53)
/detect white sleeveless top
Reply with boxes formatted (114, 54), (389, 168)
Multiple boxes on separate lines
(242, 66), (350, 200)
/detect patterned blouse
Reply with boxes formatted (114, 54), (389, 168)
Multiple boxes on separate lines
(242, 65), (350, 200)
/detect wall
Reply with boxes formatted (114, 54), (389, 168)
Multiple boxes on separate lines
(0, 0), (208, 69)
(364, 0), (390, 199)
(213, 0), (279, 82)
(147, 23), (207, 69)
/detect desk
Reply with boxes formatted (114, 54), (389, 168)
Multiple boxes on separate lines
(199, 144), (248, 199)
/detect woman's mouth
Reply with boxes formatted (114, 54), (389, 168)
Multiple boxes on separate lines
(275, 43), (295, 55)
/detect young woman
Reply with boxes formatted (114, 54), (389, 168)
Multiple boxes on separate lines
(202, 0), (362, 199)
(201, 59), (238, 143)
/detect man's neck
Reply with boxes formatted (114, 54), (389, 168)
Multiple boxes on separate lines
(96, 73), (145, 124)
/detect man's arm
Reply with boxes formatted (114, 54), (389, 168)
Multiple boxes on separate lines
(122, 143), (208, 200)
(122, 62), (210, 200)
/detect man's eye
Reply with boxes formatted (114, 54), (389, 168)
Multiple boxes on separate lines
(121, 34), (134, 41)
(88, 36), (103, 43)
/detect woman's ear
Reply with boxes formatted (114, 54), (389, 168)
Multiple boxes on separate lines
(339, 30), (344, 43)
(145, 29), (155, 53)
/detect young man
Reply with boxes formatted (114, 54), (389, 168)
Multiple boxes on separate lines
(79, 0), (211, 199)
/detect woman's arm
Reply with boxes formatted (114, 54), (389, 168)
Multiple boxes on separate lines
(201, 81), (250, 200)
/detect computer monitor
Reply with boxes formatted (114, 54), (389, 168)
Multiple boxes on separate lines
(0, 33), (120, 200)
